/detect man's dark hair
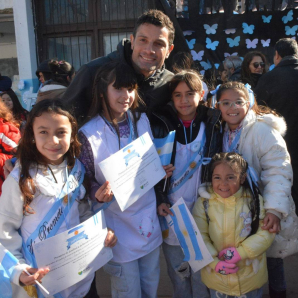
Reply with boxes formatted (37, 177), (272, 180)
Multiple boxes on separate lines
(133, 9), (175, 46)
(275, 38), (298, 58)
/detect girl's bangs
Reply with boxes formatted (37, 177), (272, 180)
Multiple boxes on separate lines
(112, 65), (138, 90)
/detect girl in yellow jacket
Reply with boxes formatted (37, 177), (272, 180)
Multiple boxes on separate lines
(193, 152), (275, 297)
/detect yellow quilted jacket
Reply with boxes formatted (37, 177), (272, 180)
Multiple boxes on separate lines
(192, 187), (275, 296)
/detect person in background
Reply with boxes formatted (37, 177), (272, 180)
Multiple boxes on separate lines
(35, 59), (52, 87)
(0, 73), (13, 92)
(0, 101), (21, 195)
(36, 60), (75, 103)
(223, 56), (243, 82)
(241, 51), (267, 90)
(0, 89), (28, 128)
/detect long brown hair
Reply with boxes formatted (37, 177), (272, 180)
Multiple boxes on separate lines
(17, 99), (80, 214)
(215, 81), (279, 116)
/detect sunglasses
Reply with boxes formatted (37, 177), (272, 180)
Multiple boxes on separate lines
(251, 62), (265, 69)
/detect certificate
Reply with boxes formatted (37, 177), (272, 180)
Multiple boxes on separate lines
(33, 210), (113, 296)
(98, 132), (166, 211)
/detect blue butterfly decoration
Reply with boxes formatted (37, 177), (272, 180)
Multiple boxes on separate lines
(200, 60), (212, 71)
(282, 10), (293, 24)
(285, 25), (298, 36)
(226, 36), (240, 48)
(262, 15), (272, 23)
(186, 39), (196, 50)
(214, 63), (219, 69)
(203, 24), (218, 35)
(206, 38), (219, 50)
(242, 23), (254, 34)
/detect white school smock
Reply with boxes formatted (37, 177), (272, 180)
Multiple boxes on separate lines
(164, 122), (206, 246)
(80, 113), (162, 263)
(0, 160), (94, 298)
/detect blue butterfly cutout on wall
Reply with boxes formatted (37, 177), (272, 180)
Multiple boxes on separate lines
(246, 39), (258, 49)
(226, 36), (240, 48)
(242, 23), (254, 34)
(200, 60), (212, 70)
(214, 64), (219, 69)
(261, 39), (270, 47)
(282, 10), (293, 24)
(183, 30), (195, 36)
(191, 50), (204, 61)
(206, 38), (219, 50)
(186, 39), (196, 49)
(203, 24), (218, 35)
(285, 25), (298, 36)
(262, 15), (272, 23)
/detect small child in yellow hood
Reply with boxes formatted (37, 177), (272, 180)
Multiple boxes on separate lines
(193, 152), (275, 298)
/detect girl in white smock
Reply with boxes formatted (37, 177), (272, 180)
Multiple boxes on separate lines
(151, 70), (221, 297)
(0, 99), (116, 298)
(79, 61), (168, 298)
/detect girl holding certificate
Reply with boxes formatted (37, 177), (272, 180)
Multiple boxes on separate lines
(151, 70), (221, 297)
(0, 99), (117, 298)
(79, 61), (168, 297)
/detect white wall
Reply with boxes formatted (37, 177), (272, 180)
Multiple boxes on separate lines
(0, 0), (13, 10)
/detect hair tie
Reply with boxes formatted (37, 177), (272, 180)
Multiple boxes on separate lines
(244, 84), (255, 109)
(210, 84), (221, 108)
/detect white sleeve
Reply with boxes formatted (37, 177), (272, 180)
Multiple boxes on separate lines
(255, 124), (292, 217)
(0, 175), (29, 285)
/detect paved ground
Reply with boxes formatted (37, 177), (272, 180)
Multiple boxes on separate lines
(96, 250), (298, 297)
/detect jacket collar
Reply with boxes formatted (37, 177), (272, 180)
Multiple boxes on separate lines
(276, 55), (298, 68)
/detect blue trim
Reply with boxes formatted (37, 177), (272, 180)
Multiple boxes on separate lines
(170, 209), (190, 261)
(178, 204), (203, 261)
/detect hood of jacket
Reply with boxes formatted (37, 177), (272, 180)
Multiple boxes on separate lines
(243, 109), (287, 137)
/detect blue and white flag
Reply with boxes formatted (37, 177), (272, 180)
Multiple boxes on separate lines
(165, 198), (214, 272)
(153, 131), (176, 166)
(0, 243), (18, 298)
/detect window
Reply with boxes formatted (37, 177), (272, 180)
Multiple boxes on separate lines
(33, 0), (155, 69)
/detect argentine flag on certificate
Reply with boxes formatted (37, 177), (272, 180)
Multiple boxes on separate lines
(0, 243), (18, 297)
(153, 131), (176, 166)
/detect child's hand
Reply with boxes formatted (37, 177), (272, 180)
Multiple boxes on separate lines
(19, 267), (50, 286)
(95, 181), (114, 203)
(163, 164), (175, 178)
(104, 228), (117, 248)
(218, 247), (241, 264)
(262, 213), (280, 233)
(158, 203), (173, 216)
(215, 261), (238, 275)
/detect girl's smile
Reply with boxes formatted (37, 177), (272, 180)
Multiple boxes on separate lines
(217, 89), (249, 130)
(212, 162), (245, 198)
(104, 82), (135, 121)
(33, 112), (72, 165)
(172, 81), (204, 121)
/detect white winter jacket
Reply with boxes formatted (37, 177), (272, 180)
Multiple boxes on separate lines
(230, 110), (298, 258)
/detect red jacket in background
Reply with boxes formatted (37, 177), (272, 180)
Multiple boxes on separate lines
(0, 118), (21, 194)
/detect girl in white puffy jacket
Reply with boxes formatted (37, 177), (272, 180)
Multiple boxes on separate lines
(211, 81), (294, 298)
